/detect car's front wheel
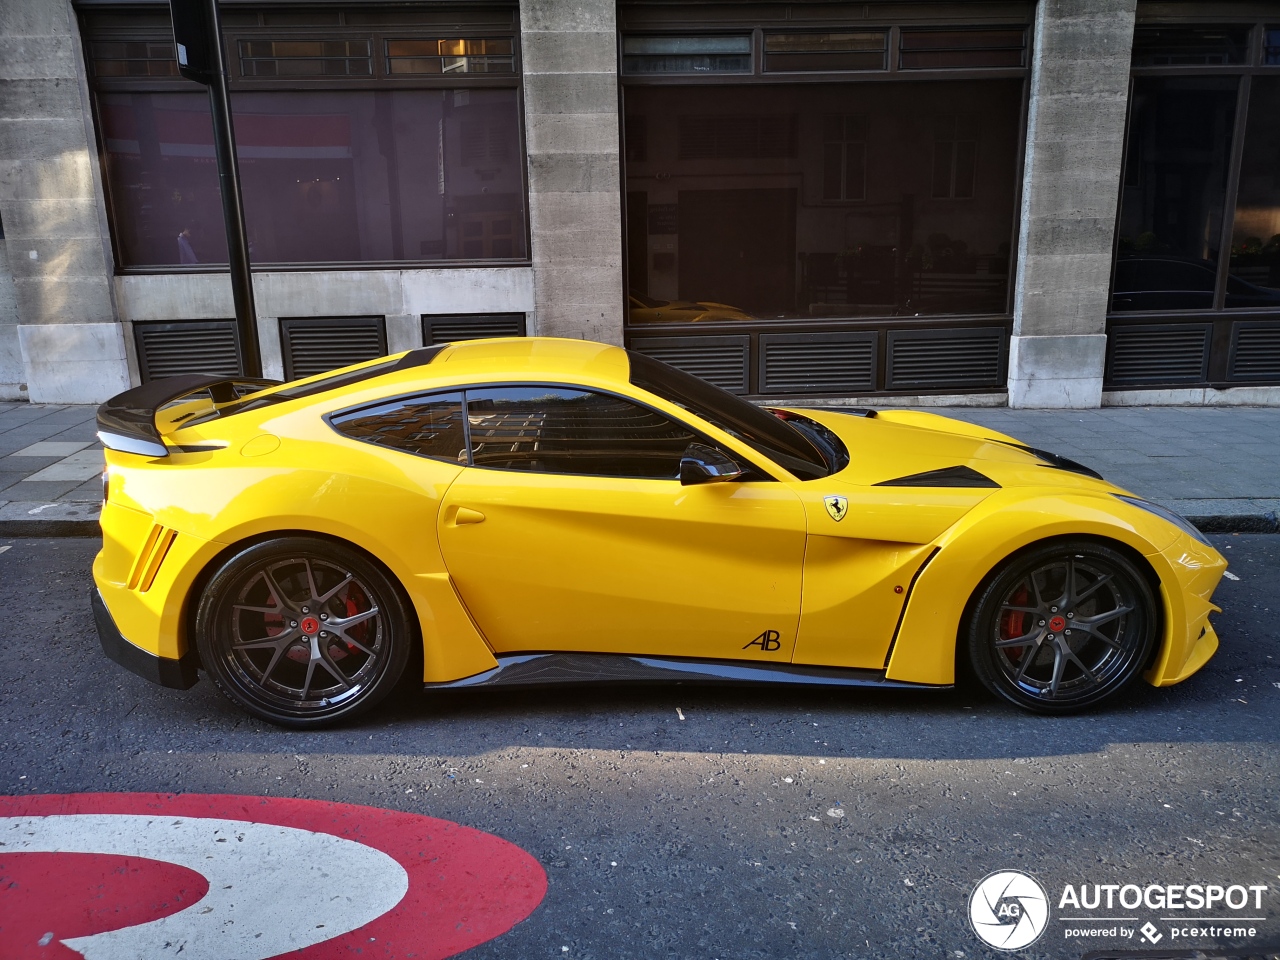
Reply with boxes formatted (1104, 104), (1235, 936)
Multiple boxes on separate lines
(966, 540), (1159, 714)
(195, 537), (412, 728)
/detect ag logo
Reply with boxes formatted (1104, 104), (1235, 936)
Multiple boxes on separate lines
(968, 869), (1050, 951)
(823, 495), (848, 522)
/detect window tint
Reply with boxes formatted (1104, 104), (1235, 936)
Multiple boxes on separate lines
(1226, 76), (1280, 309)
(331, 391), (467, 462)
(466, 387), (697, 479)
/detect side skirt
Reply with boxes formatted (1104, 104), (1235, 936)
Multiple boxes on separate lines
(424, 653), (950, 691)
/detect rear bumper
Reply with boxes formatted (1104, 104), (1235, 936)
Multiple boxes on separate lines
(91, 587), (198, 690)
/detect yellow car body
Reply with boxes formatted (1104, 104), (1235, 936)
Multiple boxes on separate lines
(628, 294), (754, 323)
(92, 338), (1225, 724)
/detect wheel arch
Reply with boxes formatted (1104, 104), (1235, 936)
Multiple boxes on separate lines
(884, 494), (1175, 686)
(951, 532), (1167, 686)
(184, 528), (497, 685)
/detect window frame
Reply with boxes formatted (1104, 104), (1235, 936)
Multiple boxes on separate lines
(77, 4), (531, 275)
(1108, 8), (1280, 388)
(327, 381), (777, 481)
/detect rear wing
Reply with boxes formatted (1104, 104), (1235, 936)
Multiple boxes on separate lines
(97, 375), (280, 458)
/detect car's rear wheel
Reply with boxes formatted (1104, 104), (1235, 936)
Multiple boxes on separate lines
(195, 537), (412, 728)
(966, 540), (1158, 714)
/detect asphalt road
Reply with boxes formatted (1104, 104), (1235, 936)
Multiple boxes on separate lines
(2, 535), (1279, 960)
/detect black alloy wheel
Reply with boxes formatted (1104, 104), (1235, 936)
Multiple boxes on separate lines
(966, 540), (1158, 714)
(195, 537), (412, 728)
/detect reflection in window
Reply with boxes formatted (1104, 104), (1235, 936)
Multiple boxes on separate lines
(97, 88), (526, 267)
(239, 40), (373, 77)
(1267, 27), (1280, 65)
(621, 36), (751, 75)
(822, 115), (867, 201)
(1227, 76), (1280, 309)
(466, 387), (697, 478)
(624, 81), (1020, 320)
(1130, 25), (1250, 67)
(331, 392), (467, 462)
(386, 38), (514, 75)
(90, 40), (179, 78)
(1112, 77), (1238, 311)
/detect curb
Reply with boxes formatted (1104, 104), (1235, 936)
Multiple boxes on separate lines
(1188, 512), (1280, 534)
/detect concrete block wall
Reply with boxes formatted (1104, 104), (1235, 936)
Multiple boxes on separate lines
(519, 0), (625, 345)
(0, 0), (127, 403)
(1010, 0), (1137, 408)
(0, 239), (24, 399)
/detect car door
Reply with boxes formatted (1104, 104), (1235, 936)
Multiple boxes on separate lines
(436, 384), (808, 662)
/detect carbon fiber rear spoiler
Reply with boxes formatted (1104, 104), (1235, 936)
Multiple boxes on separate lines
(97, 375), (280, 458)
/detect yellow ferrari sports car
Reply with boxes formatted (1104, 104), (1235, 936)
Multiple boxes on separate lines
(92, 338), (1225, 727)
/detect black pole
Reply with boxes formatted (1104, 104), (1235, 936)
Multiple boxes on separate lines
(201, 0), (261, 377)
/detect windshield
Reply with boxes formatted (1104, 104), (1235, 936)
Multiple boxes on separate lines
(627, 351), (831, 480)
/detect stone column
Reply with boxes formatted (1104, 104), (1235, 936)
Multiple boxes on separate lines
(1009, 0), (1136, 408)
(519, 0), (625, 345)
(0, 0), (128, 403)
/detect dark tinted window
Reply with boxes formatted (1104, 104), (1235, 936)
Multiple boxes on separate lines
(466, 387), (698, 479)
(1227, 76), (1280, 309)
(628, 351), (833, 480)
(331, 391), (467, 462)
(97, 88), (525, 267)
(623, 80), (1021, 321)
(1131, 25), (1250, 67)
(1113, 77), (1239, 311)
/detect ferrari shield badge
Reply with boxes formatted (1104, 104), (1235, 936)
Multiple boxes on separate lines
(824, 495), (848, 522)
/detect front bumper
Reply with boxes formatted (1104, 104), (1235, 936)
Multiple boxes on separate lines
(91, 587), (199, 690)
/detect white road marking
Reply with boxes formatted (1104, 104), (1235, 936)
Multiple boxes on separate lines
(0, 545), (10, 555)
(1, 814), (409, 960)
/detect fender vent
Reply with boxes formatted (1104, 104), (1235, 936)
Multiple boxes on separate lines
(629, 335), (750, 393)
(423, 313), (526, 345)
(280, 317), (387, 380)
(760, 332), (877, 393)
(135, 320), (242, 382)
(1229, 321), (1280, 381)
(886, 327), (1005, 389)
(1106, 324), (1211, 384)
(128, 524), (177, 593)
(874, 465), (999, 488)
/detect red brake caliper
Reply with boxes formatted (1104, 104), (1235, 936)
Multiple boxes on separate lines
(999, 584), (1030, 664)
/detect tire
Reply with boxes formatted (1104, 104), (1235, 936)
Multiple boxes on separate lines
(965, 539), (1158, 714)
(195, 537), (412, 728)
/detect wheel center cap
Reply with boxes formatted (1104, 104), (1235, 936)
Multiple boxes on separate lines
(300, 616), (320, 635)
(1048, 615), (1066, 632)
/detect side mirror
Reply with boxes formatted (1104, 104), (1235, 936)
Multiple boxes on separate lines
(679, 442), (743, 485)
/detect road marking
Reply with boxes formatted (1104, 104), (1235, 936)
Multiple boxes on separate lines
(2, 814), (408, 960)
(0, 545), (10, 555)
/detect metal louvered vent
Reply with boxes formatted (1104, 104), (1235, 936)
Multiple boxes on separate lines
(280, 316), (387, 380)
(135, 320), (241, 382)
(1229, 322), (1280, 381)
(629, 335), (749, 393)
(886, 328), (1004, 390)
(1107, 324), (1210, 385)
(760, 333), (876, 393)
(423, 313), (526, 345)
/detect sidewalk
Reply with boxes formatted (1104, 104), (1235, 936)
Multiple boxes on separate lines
(1, 401), (1277, 536)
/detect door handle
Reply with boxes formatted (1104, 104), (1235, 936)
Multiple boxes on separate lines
(453, 507), (486, 526)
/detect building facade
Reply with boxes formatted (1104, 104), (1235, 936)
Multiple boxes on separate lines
(0, 0), (1277, 407)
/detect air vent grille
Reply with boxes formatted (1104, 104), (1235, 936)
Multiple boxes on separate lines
(423, 313), (526, 345)
(629, 336), (750, 393)
(280, 316), (387, 380)
(1107, 324), (1210, 385)
(1229, 322), (1280, 381)
(135, 320), (241, 382)
(760, 333), (876, 393)
(886, 328), (1004, 389)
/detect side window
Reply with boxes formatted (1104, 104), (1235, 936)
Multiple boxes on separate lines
(466, 386), (697, 479)
(330, 391), (467, 463)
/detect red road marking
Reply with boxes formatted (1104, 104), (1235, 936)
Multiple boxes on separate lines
(0, 793), (547, 959)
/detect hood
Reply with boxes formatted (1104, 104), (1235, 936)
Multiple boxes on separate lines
(791, 408), (1117, 493)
